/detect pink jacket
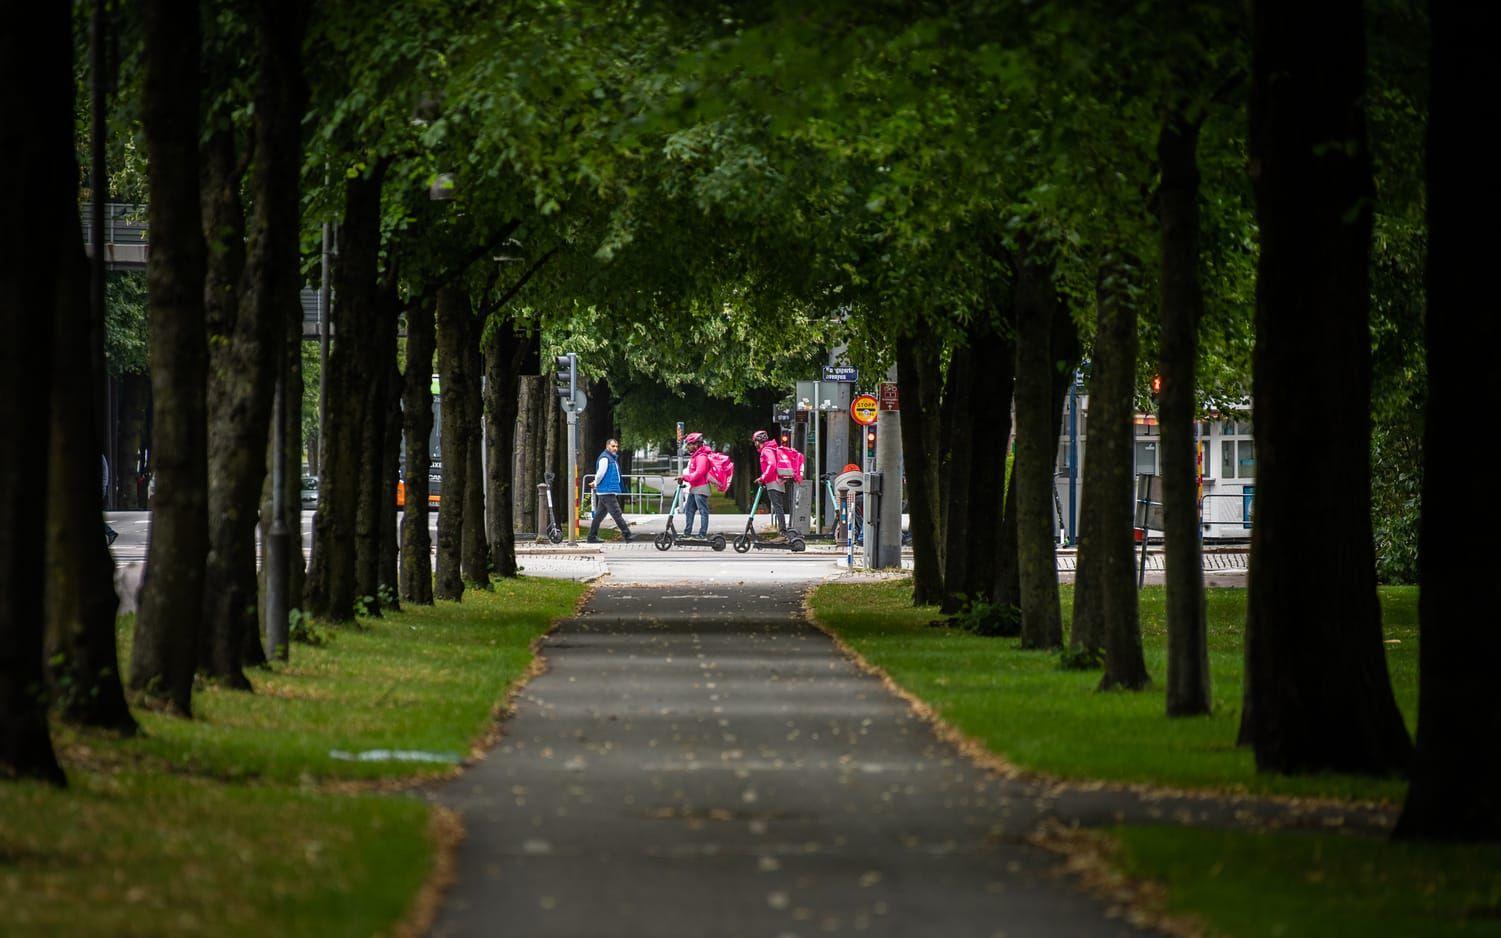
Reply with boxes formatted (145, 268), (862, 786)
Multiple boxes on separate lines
(681, 448), (712, 487)
(757, 442), (782, 485)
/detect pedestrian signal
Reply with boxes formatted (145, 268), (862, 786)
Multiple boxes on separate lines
(554, 353), (576, 401)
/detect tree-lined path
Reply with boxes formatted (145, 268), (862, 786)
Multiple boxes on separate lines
(432, 583), (1145, 937)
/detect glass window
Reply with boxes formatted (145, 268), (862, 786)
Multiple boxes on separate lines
(1238, 440), (1256, 479)
(1222, 419), (1238, 436)
(1136, 441), (1157, 476)
(1221, 440), (1235, 478)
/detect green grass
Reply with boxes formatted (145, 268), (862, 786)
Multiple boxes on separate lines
(808, 579), (1417, 802)
(1, 577), (586, 937)
(1114, 826), (1501, 937)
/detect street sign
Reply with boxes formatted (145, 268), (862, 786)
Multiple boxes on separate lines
(822, 365), (858, 383)
(850, 393), (879, 426)
(878, 382), (900, 411)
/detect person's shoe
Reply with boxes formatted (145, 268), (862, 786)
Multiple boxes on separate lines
(621, 532), (634, 543)
(586, 537), (602, 544)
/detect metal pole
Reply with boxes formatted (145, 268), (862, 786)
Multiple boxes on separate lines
(266, 373), (289, 660)
(566, 406), (578, 545)
(317, 219), (331, 472)
(812, 379), (821, 533)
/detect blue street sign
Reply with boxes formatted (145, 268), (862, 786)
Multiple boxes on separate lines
(822, 365), (858, 383)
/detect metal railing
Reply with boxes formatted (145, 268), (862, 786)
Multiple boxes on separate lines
(79, 202), (149, 244)
(579, 473), (677, 516)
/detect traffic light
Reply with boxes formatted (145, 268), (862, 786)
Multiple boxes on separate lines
(780, 428), (792, 447)
(865, 427), (877, 458)
(1149, 374), (1162, 402)
(554, 353), (576, 402)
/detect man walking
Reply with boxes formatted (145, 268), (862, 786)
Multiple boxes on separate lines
(587, 438), (633, 543)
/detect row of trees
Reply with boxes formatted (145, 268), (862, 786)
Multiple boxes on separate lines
(3, 1), (1491, 841)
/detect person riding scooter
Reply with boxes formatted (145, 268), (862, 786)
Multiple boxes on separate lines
(754, 430), (789, 535)
(676, 432), (713, 538)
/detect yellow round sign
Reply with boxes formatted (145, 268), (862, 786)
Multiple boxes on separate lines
(850, 393), (879, 426)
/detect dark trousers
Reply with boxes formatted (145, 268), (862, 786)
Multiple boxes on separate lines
(767, 486), (789, 532)
(588, 492), (631, 540)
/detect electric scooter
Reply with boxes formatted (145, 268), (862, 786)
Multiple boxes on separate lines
(731, 485), (806, 553)
(541, 471), (564, 544)
(654, 482), (728, 551)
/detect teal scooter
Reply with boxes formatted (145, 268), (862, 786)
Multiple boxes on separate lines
(732, 485), (806, 553)
(654, 482), (728, 551)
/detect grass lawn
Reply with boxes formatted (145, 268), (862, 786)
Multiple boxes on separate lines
(1114, 826), (1501, 938)
(0, 577), (586, 937)
(807, 578), (1417, 802)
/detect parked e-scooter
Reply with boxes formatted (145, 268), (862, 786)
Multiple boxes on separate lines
(542, 471), (564, 544)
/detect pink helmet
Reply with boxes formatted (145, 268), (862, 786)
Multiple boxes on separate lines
(752, 430), (770, 445)
(684, 432), (703, 446)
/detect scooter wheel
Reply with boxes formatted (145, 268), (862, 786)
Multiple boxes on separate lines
(711, 534), (727, 552)
(547, 525), (563, 544)
(732, 536), (751, 553)
(654, 532), (674, 551)
(790, 538), (806, 553)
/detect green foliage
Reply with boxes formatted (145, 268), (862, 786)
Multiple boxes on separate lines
(1058, 644), (1104, 671)
(287, 607), (330, 647)
(939, 600), (1021, 639)
(104, 270), (149, 376)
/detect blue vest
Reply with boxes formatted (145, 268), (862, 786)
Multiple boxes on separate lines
(596, 450), (623, 493)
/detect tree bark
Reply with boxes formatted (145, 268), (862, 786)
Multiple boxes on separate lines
(1240, 0), (1411, 774)
(462, 329), (491, 586)
(355, 272), (399, 613)
(939, 334), (976, 614)
(130, 0), (207, 715)
(514, 376), (539, 534)
(2, 3), (72, 783)
(434, 286), (471, 600)
(894, 330), (943, 606)
(304, 164), (385, 622)
(1394, 2), (1499, 841)
(994, 471), (1021, 613)
(1070, 376), (1105, 656)
(1158, 110), (1211, 716)
(1092, 257), (1148, 691)
(484, 317), (525, 576)
(399, 297), (436, 604)
(380, 353), (403, 608)
(965, 315), (1014, 605)
(1013, 251), (1067, 649)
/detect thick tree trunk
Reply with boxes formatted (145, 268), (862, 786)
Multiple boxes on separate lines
(994, 471), (1021, 612)
(2, 4), (74, 782)
(1013, 253), (1066, 649)
(399, 297), (436, 604)
(305, 165), (385, 622)
(355, 275), (399, 613)
(1158, 111), (1211, 716)
(198, 124), (260, 690)
(434, 287), (470, 601)
(380, 357), (402, 608)
(484, 318), (524, 576)
(130, 0), (207, 715)
(894, 331), (943, 606)
(1070, 387), (1105, 655)
(965, 316), (1014, 605)
(1240, 0), (1411, 774)
(462, 332), (491, 586)
(1092, 258), (1148, 691)
(46, 174), (135, 732)
(939, 335), (976, 614)
(1395, 3), (1499, 841)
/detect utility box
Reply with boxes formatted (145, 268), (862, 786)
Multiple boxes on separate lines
(790, 480), (814, 535)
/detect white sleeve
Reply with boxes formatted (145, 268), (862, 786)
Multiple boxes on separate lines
(595, 456), (609, 482)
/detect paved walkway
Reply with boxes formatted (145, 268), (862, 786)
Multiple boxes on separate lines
(429, 585), (1150, 938)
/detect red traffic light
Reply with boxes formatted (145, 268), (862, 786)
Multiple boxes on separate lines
(1150, 374), (1162, 398)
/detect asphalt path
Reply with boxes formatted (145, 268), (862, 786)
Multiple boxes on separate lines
(428, 584), (1146, 938)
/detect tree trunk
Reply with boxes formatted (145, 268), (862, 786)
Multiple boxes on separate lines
(45, 161), (136, 732)
(994, 471), (1021, 613)
(462, 329), (491, 586)
(434, 286), (470, 601)
(1013, 251), (1067, 649)
(1394, 2), (1499, 840)
(1240, 0), (1411, 774)
(484, 318), (524, 576)
(130, 0), (207, 715)
(939, 335), (976, 613)
(399, 297), (435, 603)
(380, 356), (402, 608)
(894, 331), (943, 606)
(1070, 381), (1105, 655)
(2, 3), (75, 782)
(198, 123), (259, 690)
(1093, 257), (1148, 691)
(965, 316), (1014, 605)
(1158, 111), (1211, 716)
(305, 164), (385, 622)
(514, 376), (538, 534)
(355, 274), (399, 614)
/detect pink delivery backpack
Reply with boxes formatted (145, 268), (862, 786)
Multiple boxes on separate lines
(706, 451), (735, 493)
